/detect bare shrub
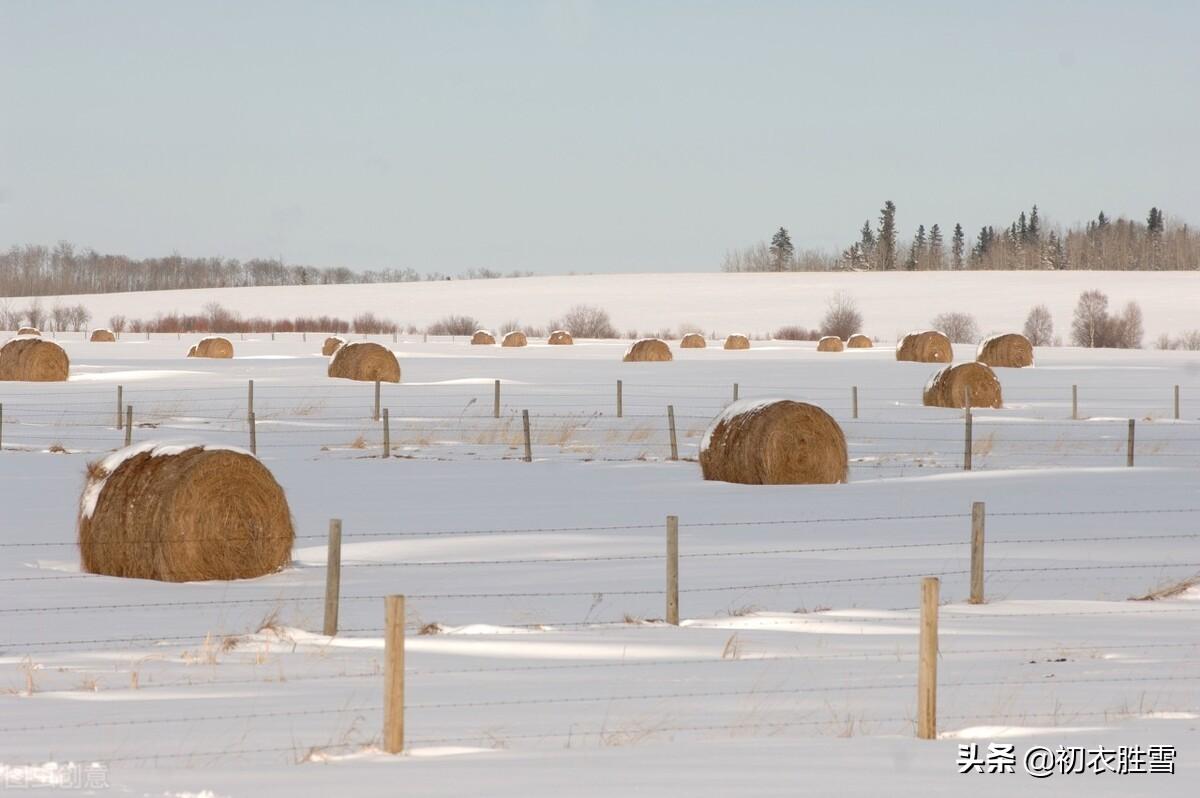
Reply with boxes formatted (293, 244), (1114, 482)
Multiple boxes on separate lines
(549, 304), (618, 339)
(108, 315), (128, 334)
(1022, 304), (1054, 346)
(1070, 291), (1143, 348)
(426, 315), (480, 336)
(24, 299), (45, 329)
(773, 325), (820, 341)
(352, 313), (399, 335)
(819, 292), (863, 339)
(1179, 330), (1200, 350)
(930, 312), (979, 343)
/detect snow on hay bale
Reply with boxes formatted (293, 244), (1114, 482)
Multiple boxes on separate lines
(471, 330), (496, 345)
(89, 329), (117, 342)
(680, 333), (707, 349)
(501, 331), (528, 347)
(846, 334), (873, 348)
(0, 337), (70, 382)
(328, 341), (400, 382)
(923, 362), (1003, 409)
(322, 336), (346, 356)
(623, 338), (672, 362)
(724, 334), (750, 350)
(700, 399), (848, 485)
(187, 336), (234, 359)
(17, 327), (40, 337)
(78, 443), (293, 582)
(976, 332), (1033, 368)
(896, 330), (952, 363)
(817, 336), (844, 352)
(547, 330), (574, 345)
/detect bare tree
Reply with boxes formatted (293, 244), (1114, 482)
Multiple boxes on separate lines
(0, 300), (21, 331)
(108, 314), (128, 334)
(549, 305), (618, 338)
(1022, 304), (1054, 346)
(425, 315), (479, 336)
(24, 299), (45, 329)
(50, 303), (71, 332)
(819, 292), (863, 339)
(931, 312), (980, 343)
(1070, 290), (1109, 347)
(69, 304), (91, 331)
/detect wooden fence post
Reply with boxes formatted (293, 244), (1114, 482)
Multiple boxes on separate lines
(383, 594), (406, 754)
(970, 502), (985, 604)
(303, 332), (307, 343)
(383, 408), (390, 458)
(1127, 418), (1135, 467)
(374, 380), (381, 422)
(116, 385), (124, 429)
(667, 405), (679, 461)
(1174, 385), (1180, 420)
(1071, 385), (1078, 420)
(732, 383), (739, 402)
(323, 519), (342, 636)
(963, 409), (973, 471)
(494, 380), (501, 419)
(124, 406), (133, 447)
(917, 576), (939, 740)
(249, 411), (257, 455)
(666, 515), (679, 625)
(248, 379), (254, 422)
(522, 409), (532, 462)
(616, 380), (623, 418)
(0, 403), (4, 451)
(852, 386), (858, 419)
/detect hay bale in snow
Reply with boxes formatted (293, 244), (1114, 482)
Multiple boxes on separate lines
(976, 333), (1033, 368)
(78, 443), (293, 582)
(700, 399), (848, 485)
(17, 327), (40, 337)
(846, 334), (873, 348)
(501, 331), (528, 347)
(187, 336), (234, 359)
(680, 333), (707, 349)
(817, 336), (844, 352)
(90, 329), (116, 342)
(724, 334), (750, 350)
(0, 337), (70, 381)
(547, 330), (574, 345)
(471, 330), (496, 345)
(328, 341), (400, 382)
(623, 338), (672, 362)
(322, 336), (345, 356)
(896, 330), (952, 363)
(923, 362), (1002, 409)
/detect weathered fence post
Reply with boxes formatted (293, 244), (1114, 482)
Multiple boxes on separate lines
(666, 515), (679, 625)
(522, 409), (532, 462)
(733, 383), (739, 402)
(667, 405), (679, 461)
(852, 386), (859, 419)
(1071, 385), (1078, 420)
(1127, 418), (1135, 467)
(116, 385), (124, 429)
(249, 411), (257, 455)
(0, 403), (4, 450)
(383, 594), (406, 754)
(970, 502), (985, 604)
(323, 519), (342, 636)
(616, 380), (623, 418)
(303, 332), (307, 343)
(1175, 385), (1180, 420)
(917, 576), (939, 740)
(382, 408), (390, 458)
(963, 409), (973, 471)
(373, 380), (381, 422)
(493, 380), (501, 419)
(247, 379), (254, 421)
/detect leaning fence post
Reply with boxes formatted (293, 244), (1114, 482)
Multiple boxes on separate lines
(247, 379), (254, 422)
(373, 380), (381, 422)
(249, 411), (257, 455)
(124, 406), (133, 447)
(852, 386), (859, 419)
(382, 408), (390, 458)
(963, 408), (973, 471)
(1127, 418), (1135, 467)
(383, 594), (406, 754)
(522, 409), (532, 462)
(666, 515), (679, 625)
(1174, 385), (1180, 420)
(1071, 385), (1078, 420)
(116, 385), (124, 429)
(493, 380), (501, 419)
(917, 576), (939, 740)
(970, 502), (985, 604)
(667, 405), (679, 461)
(616, 380), (623, 418)
(733, 383), (739, 402)
(323, 519), (342, 636)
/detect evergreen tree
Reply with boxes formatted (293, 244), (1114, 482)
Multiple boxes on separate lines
(1147, 207), (1164, 234)
(928, 224), (944, 269)
(951, 223), (965, 270)
(858, 221), (876, 266)
(1018, 211), (1028, 242)
(1097, 211), (1110, 229)
(1028, 205), (1041, 243)
(769, 227), (794, 271)
(876, 201), (897, 271)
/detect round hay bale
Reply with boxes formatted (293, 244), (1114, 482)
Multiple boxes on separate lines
(501, 331), (528, 347)
(896, 330), (952, 363)
(724, 334), (750, 350)
(90, 329), (117, 342)
(817, 336), (844, 352)
(923, 362), (1003, 409)
(17, 327), (40, 337)
(0, 337), (70, 382)
(78, 443), (293, 582)
(187, 336), (234, 359)
(680, 333), (707, 349)
(700, 399), (848, 485)
(547, 330), (574, 345)
(187, 344), (197, 357)
(623, 338), (672, 362)
(322, 336), (346, 356)
(471, 330), (497, 345)
(846, 334), (873, 349)
(976, 333), (1033, 368)
(327, 341), (400, 382)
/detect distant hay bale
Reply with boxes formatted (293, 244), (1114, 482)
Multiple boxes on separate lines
(623, 338), (672, 362)
(322, 336), (345, 356)
(501, 331), (528, 348)
(846, 334), (873, 348)
(817, 336), (844, 352)
(187, 344), (197, 357)
(187, 336), (234, 359)
(471, 330), (497, 345)
(896, 330), (952, 363)
(327, 341), (400, 382)
(724, 334), (750, 350)
(976, 333), (1033, 368)
(90, 329), (116, 342)
(680, 333), (707, 349)
(17, 327), (40, 337)
(547, 330), (574, 345)
(923, 362), (1003, 409)
(0, 337), (70, 382)
(700, 399), (848, 485)
(77, 443), (293, 582)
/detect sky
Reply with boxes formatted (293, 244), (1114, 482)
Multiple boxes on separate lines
(1, 0), (1198, 274)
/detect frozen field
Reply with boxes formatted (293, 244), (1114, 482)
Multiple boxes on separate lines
(1, 332), (1199, 795)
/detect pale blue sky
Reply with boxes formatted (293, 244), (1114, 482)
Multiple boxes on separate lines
(1, 1), (1197, 273)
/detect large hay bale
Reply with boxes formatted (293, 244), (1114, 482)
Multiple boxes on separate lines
(547, 330), (574, 345)
(817, 336), (844, 352)
(976, 333), (1033, 368)
(923, 362), (1003, 409)
(328, 341), (401, 382)
(846, 334), (873, 348)
(680, 333), (707, 349)
(896, 330), (952, 363)
(471, 330), (496, 345)
(90, 329), (117, 342)
(17, 326), (40, 337)
(724, 334), (750, 350)
(78, 443), (293, 582)
(322, 336), (345, 356)
(700, 399), (848, 485)
(623, 338), (672, 362)
(187, 336), (234, 359)
(0, 337), (70, 381)
(501, 331), (528, 348)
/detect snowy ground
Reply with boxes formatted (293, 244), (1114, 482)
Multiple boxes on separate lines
(1, 331), (1198, 796)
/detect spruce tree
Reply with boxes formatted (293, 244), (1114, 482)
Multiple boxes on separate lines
(928, 224), (943, 269)
(859, 221), (876, 266)
(769, 227), (794, 271)
(876, 201), (897, 271)
(951, 223), (965, 270)
(1028, 205), (1041, 242)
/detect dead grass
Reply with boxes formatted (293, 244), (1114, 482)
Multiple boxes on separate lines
(1131, 573), (1200, 601)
